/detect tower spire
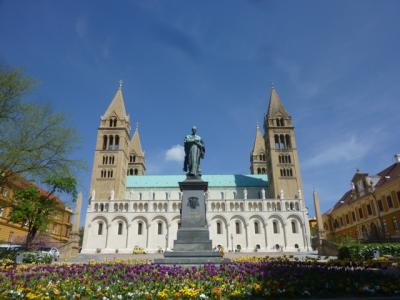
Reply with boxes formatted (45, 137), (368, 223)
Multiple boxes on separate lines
(267, 86), (289, 119)
(103, 81), (128, 120)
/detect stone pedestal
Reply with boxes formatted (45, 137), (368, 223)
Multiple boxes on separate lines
(155, 177), (224, 264)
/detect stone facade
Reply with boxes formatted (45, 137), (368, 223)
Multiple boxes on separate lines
(82, 85), (312, 254)
(322, 155), (400, 241)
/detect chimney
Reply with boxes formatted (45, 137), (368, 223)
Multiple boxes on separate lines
(395, 154), (400, 163)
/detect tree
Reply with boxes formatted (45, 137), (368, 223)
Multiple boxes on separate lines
(0, 65), (82, 187)
(8, 177), (77, 249)
(0, 66), (33, 121)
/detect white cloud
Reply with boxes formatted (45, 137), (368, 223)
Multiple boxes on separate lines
(165, 145), (185, 162)
(303, 135), (373, 169)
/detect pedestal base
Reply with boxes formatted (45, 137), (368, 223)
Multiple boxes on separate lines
(155, 177), (226, 265)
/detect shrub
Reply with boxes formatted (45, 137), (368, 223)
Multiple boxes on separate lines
(17, 252), (53, 264)
(338, 242), (400, 260)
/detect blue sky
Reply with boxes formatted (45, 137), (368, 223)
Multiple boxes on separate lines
(1, 0), (400, 225)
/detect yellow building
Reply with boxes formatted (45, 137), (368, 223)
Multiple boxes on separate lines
(322, 154), (400, 241)
(0, 176), (72, 246)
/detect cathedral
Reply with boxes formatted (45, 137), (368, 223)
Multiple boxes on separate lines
(81, 85), (311, 253)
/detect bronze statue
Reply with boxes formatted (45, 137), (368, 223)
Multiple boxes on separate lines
(183, 126), (205, 177)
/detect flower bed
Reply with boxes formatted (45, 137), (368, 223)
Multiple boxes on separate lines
(1, 260), (400, 299)
(338, 242), (400, 260)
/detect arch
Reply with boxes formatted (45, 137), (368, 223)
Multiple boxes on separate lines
(151, 215), (169, 225)
(211, 215), (229, 227)
(268, 214), (285, 225)
(92, 215), (109, 226)
(131, 215), (149, 226)
(108, 135), (114, 148)
(102, 135), (108, 150)
(112, 215), (129, 225)
(287, 214), (303, 225)
(285, 135), (291, 148)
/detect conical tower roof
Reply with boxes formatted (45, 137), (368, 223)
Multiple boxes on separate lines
(252, 124), (265, 155)
(130, 123), (144, 156)
(267, 87), (290, 118)
(103, 82), (128, 119)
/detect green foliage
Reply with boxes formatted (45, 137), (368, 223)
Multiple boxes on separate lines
(338, 242), (400, 260)
(19, 252), (53, 264)
(0, 65), (83, 188)
(0, 65), (34, 121)
(9, 187), (57, 248)
(8, 177), (77, 248)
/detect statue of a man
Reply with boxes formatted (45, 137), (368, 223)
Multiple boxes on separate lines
(183, 126), (205, 177)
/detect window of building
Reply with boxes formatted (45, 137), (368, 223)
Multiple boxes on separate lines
(117, 222), (123, 235)
(157, 222), (163, 235)
(257, 167), (261, 174)
(134, 169), (138, 175)
(115, 135), (120, 150)
(393, 217), (399, 230)
(273, 221), (278, 234)
(352, 211), (356, 222)
(102, 135), (107, 150)
(138, 222), (143, 235)
(235, 221), (241, 234)
(377, 199), (384, 211)
(254, 221), (260, 234)
(358, 208), (363, 219)
(217, 222), (222, 234)
(98, 222), (103, 235)
(346, 215), (350, 224)
(387, 196), (394, 208)
(397, 191), (400, 206)
(367, 204), (372, 216)
(285, 135), (291, 148)
(108, 135), (114, 150)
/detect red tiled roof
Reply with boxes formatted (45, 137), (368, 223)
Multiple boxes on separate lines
(375, 162), (400, 188)
(327, 161), (400, 215)
(8, 175), (64, 206)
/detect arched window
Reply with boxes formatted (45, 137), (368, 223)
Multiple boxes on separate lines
(98, 222), (103, 235)
(152, 193), (156, 200)
(109, 119), (113, 127)
(217, 222), (222, 234)
(157, 222), (163, 235)
(273, 221), (278, 234)
(103, 156), (106, 164)
(134, 169), (138, 175)
(262, 168), (266, 174)
(138, 222), (143, 235)
(254, 221), (260, 234)
(288, 155), (291, 163)
(235, 221), (241, 234)
(291, 221), (297, 233)
(113, 118), (117, 127)
(289, 169), (293, 176)
(221, 192), (224, 200)
(285, 135), (291, 148)
(290, 202), (294, 210)
(274, 135), (280, 149)
(115, 135), (120, 150)
(257, 168), (261, 174)
(100, 204), (104, 212)
(108, 135), (114, 150)
(118, 222), (123, 235)
(279, 134), (285, 149)
(103, 135), (107, 150)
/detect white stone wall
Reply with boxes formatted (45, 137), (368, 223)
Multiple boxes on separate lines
(82, 186), (312, 254)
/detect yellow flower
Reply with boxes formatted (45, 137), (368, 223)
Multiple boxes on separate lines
(53, 289), (61, 296)
(231, 290), (242, 297)
(26, 292), (38, 300)
(157, 290), (168, 299)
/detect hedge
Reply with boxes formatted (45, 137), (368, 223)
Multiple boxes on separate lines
(338, 242), (400, 260)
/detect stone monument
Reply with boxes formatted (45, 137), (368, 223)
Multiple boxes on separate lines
(156, 127), (223, 264)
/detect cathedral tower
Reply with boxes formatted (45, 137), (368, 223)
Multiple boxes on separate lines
(250, 124), (267, 174)
(264, 87), (303, 199)
(127, 124), (145, 176)
(90, 83), (131, 201)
